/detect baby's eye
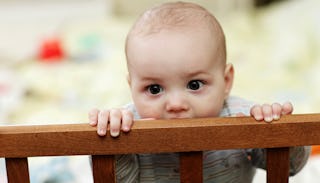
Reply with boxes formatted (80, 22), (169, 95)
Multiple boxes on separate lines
(187, 80), (204, 90)
(147, 84), (163, 95)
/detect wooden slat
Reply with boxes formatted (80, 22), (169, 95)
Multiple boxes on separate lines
(267, 147), (290, 183)
(5, 158), (30, 183)
(180, 151), (203, 183)
(92, 155), (116, 183)
(0, 114), (320, 158)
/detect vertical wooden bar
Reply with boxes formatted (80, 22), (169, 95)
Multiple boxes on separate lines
(267, 147), (290, 183)
(92, 155), (116, 183)
(5, 158), (30, 183)
(180, 151), (203, 183)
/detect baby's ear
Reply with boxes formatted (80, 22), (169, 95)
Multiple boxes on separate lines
(224, 63), (234, 99)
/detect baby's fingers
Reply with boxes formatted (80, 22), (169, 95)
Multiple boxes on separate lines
(282, 102), (293, 115)
(121, 109), (134, 132)
(250, 104), (263, 121)
(88, 108), (99, 126)
(109, 109), (122, 137)
(261, 104), (273, 122)
(250, 104), (274, 122)
(97, 109), (110, 136)
(271, 103), (282, 120)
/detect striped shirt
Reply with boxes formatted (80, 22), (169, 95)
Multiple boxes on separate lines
(114, 96), (310, 183)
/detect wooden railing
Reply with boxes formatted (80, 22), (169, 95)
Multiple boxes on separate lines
(1, 113), (320, 183)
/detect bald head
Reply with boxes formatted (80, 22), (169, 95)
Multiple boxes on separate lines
(125, 2), (227, 65)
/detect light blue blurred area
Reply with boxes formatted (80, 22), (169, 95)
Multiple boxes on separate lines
(0, 0), (320, 183)
(0, 159), (6, 182)
(28, 156), (92, 183)
(30, 157), (74, 183)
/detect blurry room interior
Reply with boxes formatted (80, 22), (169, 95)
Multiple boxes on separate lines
(0, 0), (319, 182)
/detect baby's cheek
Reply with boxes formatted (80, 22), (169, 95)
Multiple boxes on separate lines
(197, 104), (222, 118)
(140, 111), (162, 119)
(136, 105), (162, 119)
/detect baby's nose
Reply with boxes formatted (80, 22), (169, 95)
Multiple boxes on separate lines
(165, 94), (189, 112)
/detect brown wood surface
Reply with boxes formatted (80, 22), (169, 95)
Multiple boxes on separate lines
(267, 147), (290, 183)
(92, 155), (116, 183)
(5, 158), (30, 183)
(180, 151), (203, 183)
(1, 114), (319, 158)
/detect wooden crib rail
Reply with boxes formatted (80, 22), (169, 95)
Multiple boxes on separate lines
(1, 113), (320, 183)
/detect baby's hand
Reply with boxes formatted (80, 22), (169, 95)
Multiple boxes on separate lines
(88, 108), (134, 137)
(250, 102), (293, 122)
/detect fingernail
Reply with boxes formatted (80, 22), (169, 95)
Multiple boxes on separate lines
(264, 117), (273, 122)
(98, 129), (106, 136)
(122, 126), (130, 132)
(254, 115), (263, 121)
(273, 114), (280, 120)
(111, 130), (119, 137)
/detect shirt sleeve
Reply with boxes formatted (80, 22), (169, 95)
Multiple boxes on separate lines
(123, 103), (141, 120)
(220, 96), (255, 117)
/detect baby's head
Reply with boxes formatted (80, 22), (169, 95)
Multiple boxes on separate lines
(126, 2), (226, 66)
(125, 2), (234, 119)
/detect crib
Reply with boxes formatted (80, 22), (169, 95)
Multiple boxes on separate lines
(1, 113), (320, 183)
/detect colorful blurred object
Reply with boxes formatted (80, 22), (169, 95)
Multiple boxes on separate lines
(38, 37), (65, 62)
(311, 145), (320, 156)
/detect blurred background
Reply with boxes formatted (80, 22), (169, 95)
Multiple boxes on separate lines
(0, 0), (319, 182)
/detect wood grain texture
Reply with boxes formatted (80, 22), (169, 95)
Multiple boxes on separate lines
(267, 148), (290, 183)
(180, 151), (203, 183)
(5, 158), (30, 183)
(92, 155), (116, 183)
(1, 113), (320, 158)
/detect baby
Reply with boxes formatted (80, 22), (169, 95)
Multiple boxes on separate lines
(89, 2), (310, 182)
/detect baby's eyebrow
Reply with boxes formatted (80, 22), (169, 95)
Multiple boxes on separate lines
(139, 76), (162, 83)
(185, 71), (209, 77)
